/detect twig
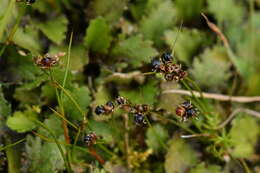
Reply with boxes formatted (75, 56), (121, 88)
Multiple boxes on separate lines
(162, 89), (260, 103)
(201, 13), (242, 76)
(201, 13), (229, 47)
(215, 108), (260, 130)
(181, 133), (214, 139)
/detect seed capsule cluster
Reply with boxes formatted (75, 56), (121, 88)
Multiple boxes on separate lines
(175, 101), (199, 121)
(34, 52), (65, 69)
(83, 132), (98, 146)
(95, 96), (149, 125)
(95, 101), (115, 115)
(151, 52), (187, 82)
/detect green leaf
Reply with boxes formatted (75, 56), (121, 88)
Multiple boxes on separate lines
(165, 138), (198, 173)
(88, 0), (127, 24)
(51, 68), (72, 87)
(41, 83), (56, 104)
(140, 0), (175, 47)
(25, 135), (65, 173)
(165, 29), (209, 64)
(0, 87), (11, 117)
(93, 85), (111, 106)
(129, 0), (147, 20)
(229, 115), (259, 158)
(84, 17), (112, 54)
(1, 47), (42, 82)
(13, 87), (41, 105)
(6, 111), (37, 133)
(89, 120), (117, 144)
(63, 86), (91, 121)
(175, 0), (203, 21)
(207, 0), (245, 25)
(119, 80), (158, 105)
(49, 45), (89, 71)
(111, 35), (158, 68)
(145, 124), (168, 152)
(19, 75), (48, 90)
(12, 27), (41, 55)
(37, 15), (68, 45)
(0, 0), (16, 41)
(38, 115), (64, 138)
(190, 46), (231, 90)
(189, 162), (221, 173)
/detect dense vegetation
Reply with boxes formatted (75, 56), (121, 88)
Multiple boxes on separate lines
(0, 0), (260, 172)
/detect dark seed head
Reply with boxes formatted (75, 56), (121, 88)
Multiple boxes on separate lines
(83, 135), (92, 143)
(26, 0), (36, 4)
(116, 96), (127, 105)
(164, 73), (174, 81)
(106, 101), (114, 109)
(83, 132), (97, 146)
(181, 101), (192, 109)
(179, 70), (187, 79)
(95, 105), (105, 115)
(135, 104), (148, 113)
(41, 57), (52, 66)
(151, 58), (162, 72)
(134, 113), (145, 125)
(186, 108), (197, 118)
(161, 52), (173, 64)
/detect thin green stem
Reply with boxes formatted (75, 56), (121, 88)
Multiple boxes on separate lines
(181, 80), (207, 113)
(144, 116), (168, 151)
(32, 119), (72, 173)
(54, 82), (86, 120)
(60, 32), (73, 101)
(0, 138), (26, 151)
(72, 128), (81, 158)
(49, 106), (79, 130)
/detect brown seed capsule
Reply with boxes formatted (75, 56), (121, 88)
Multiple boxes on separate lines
(103, 101), (114, 115)
(176, 101), (199, 121)
(176, 106), (186, 117)
(116, 96), (127, 105)
(135, 104), (149, 113)
(34, 52), (65, 69)
(164, 73), (174, 81)
(84, 132), (98, 146)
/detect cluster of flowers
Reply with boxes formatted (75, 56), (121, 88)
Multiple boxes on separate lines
(95, 96), (149, 125)
(151, 52), (187, 81)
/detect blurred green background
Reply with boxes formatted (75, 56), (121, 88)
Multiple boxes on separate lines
(0, 0), (260, 172)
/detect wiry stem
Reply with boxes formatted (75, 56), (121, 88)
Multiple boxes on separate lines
(215, 108), (260, 130)
(162, 89), (260, 103)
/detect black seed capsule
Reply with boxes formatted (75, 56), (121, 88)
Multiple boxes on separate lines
(95, 105), (105, 115)
(116, 96), (127, 105)
(151, 58), (162, 72)
(134, 113), (145, 125)
(186, 108), (197, 118)
(26, 0), (36, 4)
(164, 73), (174, 81)
(181, 101), (192, 109)
(83, 132), (97, 146)
(161, 52), (173, 64)
(106, 101), (114, 109)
